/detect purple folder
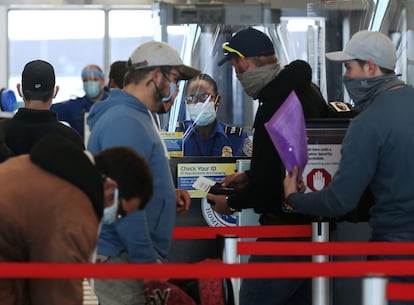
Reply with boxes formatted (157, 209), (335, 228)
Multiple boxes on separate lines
(264, 90), (308, 176)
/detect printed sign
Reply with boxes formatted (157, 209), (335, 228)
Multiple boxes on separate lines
(303, 142), (342, 193)
(177, 163), (236, 198)
(161, 131), (183, 157)
(201, 198), (237, 227)
(177, 162), (237, 227)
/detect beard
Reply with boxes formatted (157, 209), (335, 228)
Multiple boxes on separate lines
(156, 102), (167, 114)
(150, 79), (168, 112)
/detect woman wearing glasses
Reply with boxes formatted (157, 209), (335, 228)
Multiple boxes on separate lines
(176, 73), (252, 157)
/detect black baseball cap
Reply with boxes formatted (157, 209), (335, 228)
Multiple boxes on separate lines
(218, 27), (275, 66)
(22, 60), (55, 92)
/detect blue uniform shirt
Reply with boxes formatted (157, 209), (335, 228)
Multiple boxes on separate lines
(176, 120), (251, 157)
(51, 92), (109, 139)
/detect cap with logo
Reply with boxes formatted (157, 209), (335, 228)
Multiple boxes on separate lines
(218, 27), (275, 66)
(22, 60), (55, 92)
(326, 30), (397, 70)
(128, 41), (200, 80)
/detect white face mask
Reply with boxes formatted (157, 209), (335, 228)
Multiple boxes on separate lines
(83, 80), (101, 99)
(101, 188), (119, 225)
(187, 101), (216, 126)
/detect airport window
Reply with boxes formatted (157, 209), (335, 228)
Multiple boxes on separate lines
(8, 9), (105, 103)
(108, 10), (154, 63)
(7, 8), (196, 105)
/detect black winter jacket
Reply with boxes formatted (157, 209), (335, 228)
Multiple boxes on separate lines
(228, 60), (330, 224)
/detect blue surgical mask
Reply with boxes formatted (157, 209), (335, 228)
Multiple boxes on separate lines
(102, 188), (119, 225)
(187, 101), (216, 126)
(162, 82), (177, 103)
(83, 80), (101, 99)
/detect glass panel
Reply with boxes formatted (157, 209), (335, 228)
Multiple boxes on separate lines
(8, 10), (105, 103)
(108, 10), (154, 63)
(278, 17), (326, 98)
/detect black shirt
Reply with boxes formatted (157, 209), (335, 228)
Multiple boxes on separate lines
(2, 108), (84, 160)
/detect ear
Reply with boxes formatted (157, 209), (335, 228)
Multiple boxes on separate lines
(366, 60), (381, 76)
(240, 57), (253, 70)
(147, 67), (162, 86)
(16, 84), (23, 98)
(53, 86), (60, 99)
(103, 178), (118, 208)
(214, 95), (221, 109)
(152, 67), (162, 79)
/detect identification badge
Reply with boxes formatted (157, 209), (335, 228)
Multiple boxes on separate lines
(192, 176), (216, 193)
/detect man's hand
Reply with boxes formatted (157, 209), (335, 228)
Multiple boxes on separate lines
(175, 188), (191, 215)
(206, 193), (234, 215)
(221, 171), (248, 190)
(283, 165), (301, 199)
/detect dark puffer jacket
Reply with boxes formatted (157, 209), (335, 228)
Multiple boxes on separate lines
(228, 60), (330, 223)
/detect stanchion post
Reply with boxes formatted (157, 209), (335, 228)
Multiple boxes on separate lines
(362, 276), (387, 305)
(312, 220), (330, 305)
(221, 235), (240, 305)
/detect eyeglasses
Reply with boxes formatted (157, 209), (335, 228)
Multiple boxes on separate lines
(185, 94), (216, 104)
(222, 42), (245, 58)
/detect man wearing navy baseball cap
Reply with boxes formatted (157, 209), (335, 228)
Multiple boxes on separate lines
(218, 27), (275, 67)
(208, 27), (329, 305)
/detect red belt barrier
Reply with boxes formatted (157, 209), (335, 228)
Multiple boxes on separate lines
(387, 283), (414, 301)
(238, 241), (414, 256)
(172, 225), (312, 239)
(0, 260), (414, 279)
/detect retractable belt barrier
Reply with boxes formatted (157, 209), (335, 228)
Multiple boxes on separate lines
(1, 223), (413, 305)
(1, 260), (414, 279)
(172, 224), (312, 305)
(387, 282), (414, 301)
(172, 224), (312, 239)
(237, 241), (414, 256)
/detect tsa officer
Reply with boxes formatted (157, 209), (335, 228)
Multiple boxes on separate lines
(176, 73), (252, 157)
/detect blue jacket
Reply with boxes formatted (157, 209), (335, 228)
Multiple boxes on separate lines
(290, 86), (414, 235)
(87, 90), (176, 262)
(176, 120), (250, 156)
(51, 92), (109, 139)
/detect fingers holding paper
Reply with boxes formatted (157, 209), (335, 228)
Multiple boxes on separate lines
(221, 171), (248, 190)
(297, 178), (306, 193)
(283, 165), (304, 199)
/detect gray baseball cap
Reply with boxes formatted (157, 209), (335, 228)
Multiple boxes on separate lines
(128, 41), (200, 80)
(326, 30), (397, 70)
